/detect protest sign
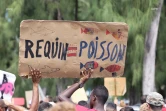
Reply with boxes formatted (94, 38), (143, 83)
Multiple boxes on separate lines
(25, 90), (32, 108)
(0, 70), (16, 102)
(68, 86), (88, 103)
(104, 77), (126, 96)
(19, 20), (128, 78)
(25, 90), (42, 108)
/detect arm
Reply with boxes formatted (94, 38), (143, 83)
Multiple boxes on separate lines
(29, 83), (39, 111)
(58, 69), (93, 104)
(58, 82), (80, 103)
(8, 104), (27, 111)
(29, 69), (41, 111)
(0, 99), (26, 111)
(0, 69), (41, 111)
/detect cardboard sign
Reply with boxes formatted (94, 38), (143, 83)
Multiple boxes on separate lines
(0, 70), (16, 102)
(19, 20), (128, 78)
(104, 77), (126, 96)
(25, 89), (42, 108)
(25, 90), (32, 108)
(68, 86), (88, 103)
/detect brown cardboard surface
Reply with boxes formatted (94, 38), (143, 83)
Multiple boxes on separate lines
(25, 90), (32, 108)
(19, 20), (128, 78)
(104, 77), (126, 96)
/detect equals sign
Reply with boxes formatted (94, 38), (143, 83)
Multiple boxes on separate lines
(67, 44), (77, 57)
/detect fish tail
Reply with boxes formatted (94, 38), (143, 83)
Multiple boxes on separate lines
(100, 67), (104, 72)
(80, 62), (84, 69)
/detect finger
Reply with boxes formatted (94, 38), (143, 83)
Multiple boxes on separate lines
(90, 69), (93, 74)
(81, 71), (83, 76)
(39, 72), (41, 77)
(88, 69), (92, 77)
(33, 68), (35, 72)
(31, 71), (34, 75)
(36, 71), (39, 75)
(82, 69), (85, 76)
(91, 70), (93, 74)
(34, 71), (37, 75)
(83, 69), (87, 76)
(87, 68), (91, 74)
(39, 75), (42, 79)
(85, 68), (89, 75)
(37, 72), (41, 76)
(29, 70), (33, 75)
(36, 69), (40, 74)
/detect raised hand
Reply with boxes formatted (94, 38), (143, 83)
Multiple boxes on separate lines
(29, 69), (42, 84)
(80, 68), (93, 84)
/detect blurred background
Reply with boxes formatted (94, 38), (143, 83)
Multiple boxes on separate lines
(0, 0), (166, 107)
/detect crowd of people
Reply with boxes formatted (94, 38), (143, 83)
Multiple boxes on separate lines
(0, 68), (165, 111)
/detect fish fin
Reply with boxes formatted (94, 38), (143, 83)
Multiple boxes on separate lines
(106, 29), (110, 35)
(100, 67), (104, 72)
(80, 62), (84, 69)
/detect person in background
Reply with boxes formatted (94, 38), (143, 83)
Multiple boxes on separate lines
(162, 100), (166, 111)
(141, 95), (148, 104)
(49, 102), (76, 111)
(40, 100), (44, 104)
(0, 69), (41, 111)
(58, 68), (109, 111)
(105, 102), (117, 111)
(53, 97), (58, 103)
(38, 102), (52, 111)
(140, 103), (152, 111)
(117, 100), (126, 111)
(147, 92), (164, 111)
(120, 107), (134, 111)
(78, 100), (88, 108)
(44, 96), (53, 102)
(120, 100), (126, 108)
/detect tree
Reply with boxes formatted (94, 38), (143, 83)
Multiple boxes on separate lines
(156, 0), (166, 98)
(143, 0), (164, 95)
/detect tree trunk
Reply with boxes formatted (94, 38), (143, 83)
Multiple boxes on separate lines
(56, 78), (67, 95)
(143, 0), (163, 95)
(129, 86), (139, 105)
(75, 0), (78, 21)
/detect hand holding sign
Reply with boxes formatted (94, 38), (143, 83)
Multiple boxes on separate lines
(80, 68), (93, 84)
(29, 69), (42, 84)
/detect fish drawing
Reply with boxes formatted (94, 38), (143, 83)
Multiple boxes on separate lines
(80, 61), (98, 69)
(106, 29), (124, 40)
(100, 65), (121, 72)
(81, 28), (95, 34)
(40, 65), (60, 74)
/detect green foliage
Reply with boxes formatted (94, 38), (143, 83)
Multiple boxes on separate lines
(156, 1), (166, 97)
